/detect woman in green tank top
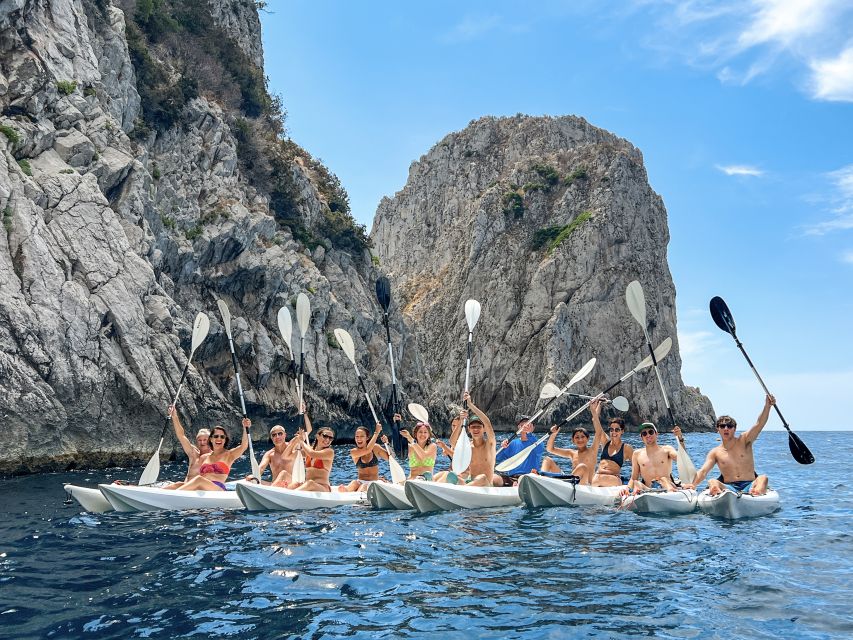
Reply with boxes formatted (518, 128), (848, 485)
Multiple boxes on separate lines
(400, 416), (437, 481)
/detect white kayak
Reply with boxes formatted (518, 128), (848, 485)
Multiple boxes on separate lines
(366, 481), (412, 510)
(98, 483), (243, 512)
(235, 480), (366, 511)
(64, 484), (114, 513)
(697, 488), (780, 520)
(620, 489), (698, 515)
(518, 475), (622, 508)
(404, 480), (521, 513)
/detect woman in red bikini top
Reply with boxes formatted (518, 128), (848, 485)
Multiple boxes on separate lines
(166, 418), (251, 492)
(293, 422), (336, 493)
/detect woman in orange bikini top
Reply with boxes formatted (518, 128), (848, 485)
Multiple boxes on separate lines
(293, 422), (335, 493)
(165, 419), (251, 492)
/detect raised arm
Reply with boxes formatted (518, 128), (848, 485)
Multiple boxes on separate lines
(743, 395), (775, 445)
(589, 400), (605, 454)
(465, 393), (494, 443)
(302, 405), (313, 436)
(546, 425), (576, 459)
(170, 405), (199, 460)
(228, 417), (251, 461)
(448, 412), (466, 447)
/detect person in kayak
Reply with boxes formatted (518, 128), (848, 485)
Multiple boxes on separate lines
(166, 417), (251, 491)
(684, 394), (775, 496)
(622, 422), (680, 494)
(338, 422), (391, 491)
(400, 416), (437, 481)
(251, 423), (303, 486)
(433, 393), (498, 486)
(495, 415), (549, 485)
(544, 400), (606, 485)
(161, 406), (212, 488)
(592, 414), (634, 487)
(292, 418), (336, 492)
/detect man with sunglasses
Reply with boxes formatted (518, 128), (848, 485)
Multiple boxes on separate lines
(623, 422), (681, 494)
(684, 394), (775, 496)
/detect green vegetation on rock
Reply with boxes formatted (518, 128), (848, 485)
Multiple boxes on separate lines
(57, 80), (77, 96)
(0, 124), (20, 146)
(502, 191), (524, 218)
(531, 211), (593, 253)
(17, 159), (32, 176)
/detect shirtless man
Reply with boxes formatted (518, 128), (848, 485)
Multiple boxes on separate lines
(623, 422), (682, 494)
(164, 405), (212, 487)
(251, 423), (304, 485)
(685, 395), (775, 496)
(544, 400), (606, 485)
(434, 392), (499, 487)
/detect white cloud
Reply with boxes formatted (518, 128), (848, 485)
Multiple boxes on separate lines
(811, 46), (853, 101)
(716, 164), (765, 177)
(803, 164), (853, 235)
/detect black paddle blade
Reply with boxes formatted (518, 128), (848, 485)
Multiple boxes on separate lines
(788, 431), (815, 464)
(710, 296), (736, 336)
(376, 276), (391, 312)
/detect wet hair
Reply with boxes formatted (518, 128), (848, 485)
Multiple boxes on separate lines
(571, 427), (589, 439)
(716, 415), (737, 429)
(413, 422), (433, 444)
(608, 417), (625, 429)
(210, 426), (230, 448)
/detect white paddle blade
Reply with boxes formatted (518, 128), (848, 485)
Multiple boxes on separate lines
(464, 299), (481, 332)
(611, 396), (629, 412)
(138, 438), (163, 485)
(334, 328), (356, 364)
(386, 446), (407, 484)
(292, 449), (306, 484)
(635, 337), (673, 371)
(495, 437), (544, 473)
(296, 292), (311, 337)
(408, 402), (429, 424)
(539, 382), (562, 399)
(216, 299), (233, 339)
(568, 357), (597, 388)
(276, 307), (293, 354)
(676, 440), (698, 485)
(625, 280), (647, 327)
(248, 439), (260, 480)
(190, 312), (210, 355)
(451, 429), (472, 474)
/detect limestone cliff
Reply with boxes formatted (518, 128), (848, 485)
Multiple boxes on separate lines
(0, 0), (421, 474)
(371, 115), (715, 431)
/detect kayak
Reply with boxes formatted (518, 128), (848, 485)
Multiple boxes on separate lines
(403, 480), (521, 513)
(518, 475), (622, 508)
(697, 488), (780, 519)
(235, 480), (367, 511)
(98, 483), (243, 512)
(620, 489), (698, 515)
(64, 484), (114, 513)
(366, 481), (412, 510)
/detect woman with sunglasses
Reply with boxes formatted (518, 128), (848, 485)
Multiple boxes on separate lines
(292, 419), (336, 492)
(592, 415), (634, 487)
(166, 417), (251, 491)
(400, 416), (437, 481)
(338, 422), (391, 491)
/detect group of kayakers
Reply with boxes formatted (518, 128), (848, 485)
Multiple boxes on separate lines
(162, 389), (775, 498)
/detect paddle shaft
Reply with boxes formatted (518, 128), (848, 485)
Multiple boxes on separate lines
(462, 331), (473, 423)
(224, 330), (262, 478)
(731, 334), (791, 431)
(506, 386), (571, 444)
(298, 351), (305, 415)
(640, 325), (677, 427)
(354, 364), (381, 425)
(382, 313), (399, 415)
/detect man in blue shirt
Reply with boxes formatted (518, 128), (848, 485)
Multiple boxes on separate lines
(495, 416), (547, 484)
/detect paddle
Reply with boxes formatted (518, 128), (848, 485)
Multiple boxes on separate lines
(335, 328), (406, 483)
(139, 312), (210, 485)
(408, 402), (429, 425)
(626, 281), (698, 483)
(710, 296), (814, 464)
(375, 276), (406, 458)
(216, 299), (260, 480)
(495, 341), (671, 473)
(451, 299), (480, 475)
(504, 358), (597, 445)
(276, 306), (301, 401)
(296, 293), (311, 413)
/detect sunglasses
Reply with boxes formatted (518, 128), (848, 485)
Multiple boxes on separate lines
(271, 432), (285, 438)
(319, 433), (333, 439)
(210, 434), (226, 440)
(718, 425), (736, 430)
(640, 430), (656, 437)
(608, 427), (622, 432)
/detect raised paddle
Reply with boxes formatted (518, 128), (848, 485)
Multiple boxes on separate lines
(626, 281), (698, 483)
(296, 293), (311, 415)
(276, 306), (301, 402)
(452, 299), (481, 475)
(710, 296), (814, 464)
(334, 328), (406, 483)
(139, 312), (210, 486)
(495, 342), (671, 473)
(216, 299), (260, 480)
(375, 276), (405, 458)
(408, 402), (429, 425)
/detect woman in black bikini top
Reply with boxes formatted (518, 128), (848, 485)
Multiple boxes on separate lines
(592, 417), (633, 487)
(339, 423), (390, 492)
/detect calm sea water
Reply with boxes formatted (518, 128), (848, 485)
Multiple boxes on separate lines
(0, 431), (851, 640)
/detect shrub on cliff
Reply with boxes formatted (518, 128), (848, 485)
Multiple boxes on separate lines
(532, 211), (593, 253)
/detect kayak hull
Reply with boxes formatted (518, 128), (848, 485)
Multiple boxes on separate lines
(621, 489), (698, 514)
(64, 484), (114, 513)
(235, 480), (366, 511)
(403, 480), (521, 513)
(518, 475), (621, 508)
(98, 484), (243, 512)
(366, 481), (412, 510)
(697, 489), (780, 519)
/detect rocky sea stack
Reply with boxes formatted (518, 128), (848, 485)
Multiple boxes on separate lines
(0, 1), (712, 474)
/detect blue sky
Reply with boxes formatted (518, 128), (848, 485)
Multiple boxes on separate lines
(260, 1), (853, 431)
